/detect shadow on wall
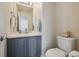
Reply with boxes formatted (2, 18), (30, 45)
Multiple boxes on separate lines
(77, 39), (79, 51)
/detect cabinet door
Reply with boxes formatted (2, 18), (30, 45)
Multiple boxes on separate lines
(36, 36), (41, 57)
(29, 36), (41, 57)
(14, 38), (25, 57)
(7, 38), (29, 57)
(24, 38), (29, 57)
(29, 36), (37, 57)
(7, 39), (15, 57)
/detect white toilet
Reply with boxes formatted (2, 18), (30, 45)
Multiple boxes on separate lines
(69, 50), (79, 57)
(45, 36), (76, 57)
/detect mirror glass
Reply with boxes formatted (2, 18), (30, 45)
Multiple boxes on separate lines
(18, 14), (28, 33)
(17, 2), (34, 33)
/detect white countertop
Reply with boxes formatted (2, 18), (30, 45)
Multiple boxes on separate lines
(7, 31), (41, 39)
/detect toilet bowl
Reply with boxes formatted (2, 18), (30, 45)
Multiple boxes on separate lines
(45, 36), (76, 57)
(45, 48), (66, 57)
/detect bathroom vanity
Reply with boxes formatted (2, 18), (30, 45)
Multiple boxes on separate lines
(7, 32), (41, 57)
(6, 2), (42, 57)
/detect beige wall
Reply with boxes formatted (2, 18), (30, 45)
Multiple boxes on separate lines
(5, 2), (17, 34)
(42, 2), (79, 56)
(56, 2), (79, 51)
(42, 2), (56, 56)
(0, 3), (8, 57)
(33, 2), (42, 31)
(0, 3), (6, 34)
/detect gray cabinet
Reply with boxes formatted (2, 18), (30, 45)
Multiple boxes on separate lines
(7, 39), (15, 57)
(14, 38), (29, 57)
(29, 36), (41, 57)
(7, 36), (41, 57)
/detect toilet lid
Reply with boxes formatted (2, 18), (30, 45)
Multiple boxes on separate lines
(45, 48), (66, 57)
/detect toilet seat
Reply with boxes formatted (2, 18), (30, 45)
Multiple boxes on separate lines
(45, 48), (66, 57)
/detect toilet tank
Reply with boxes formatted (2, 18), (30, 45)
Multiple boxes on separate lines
(57, 36), (76, 54)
